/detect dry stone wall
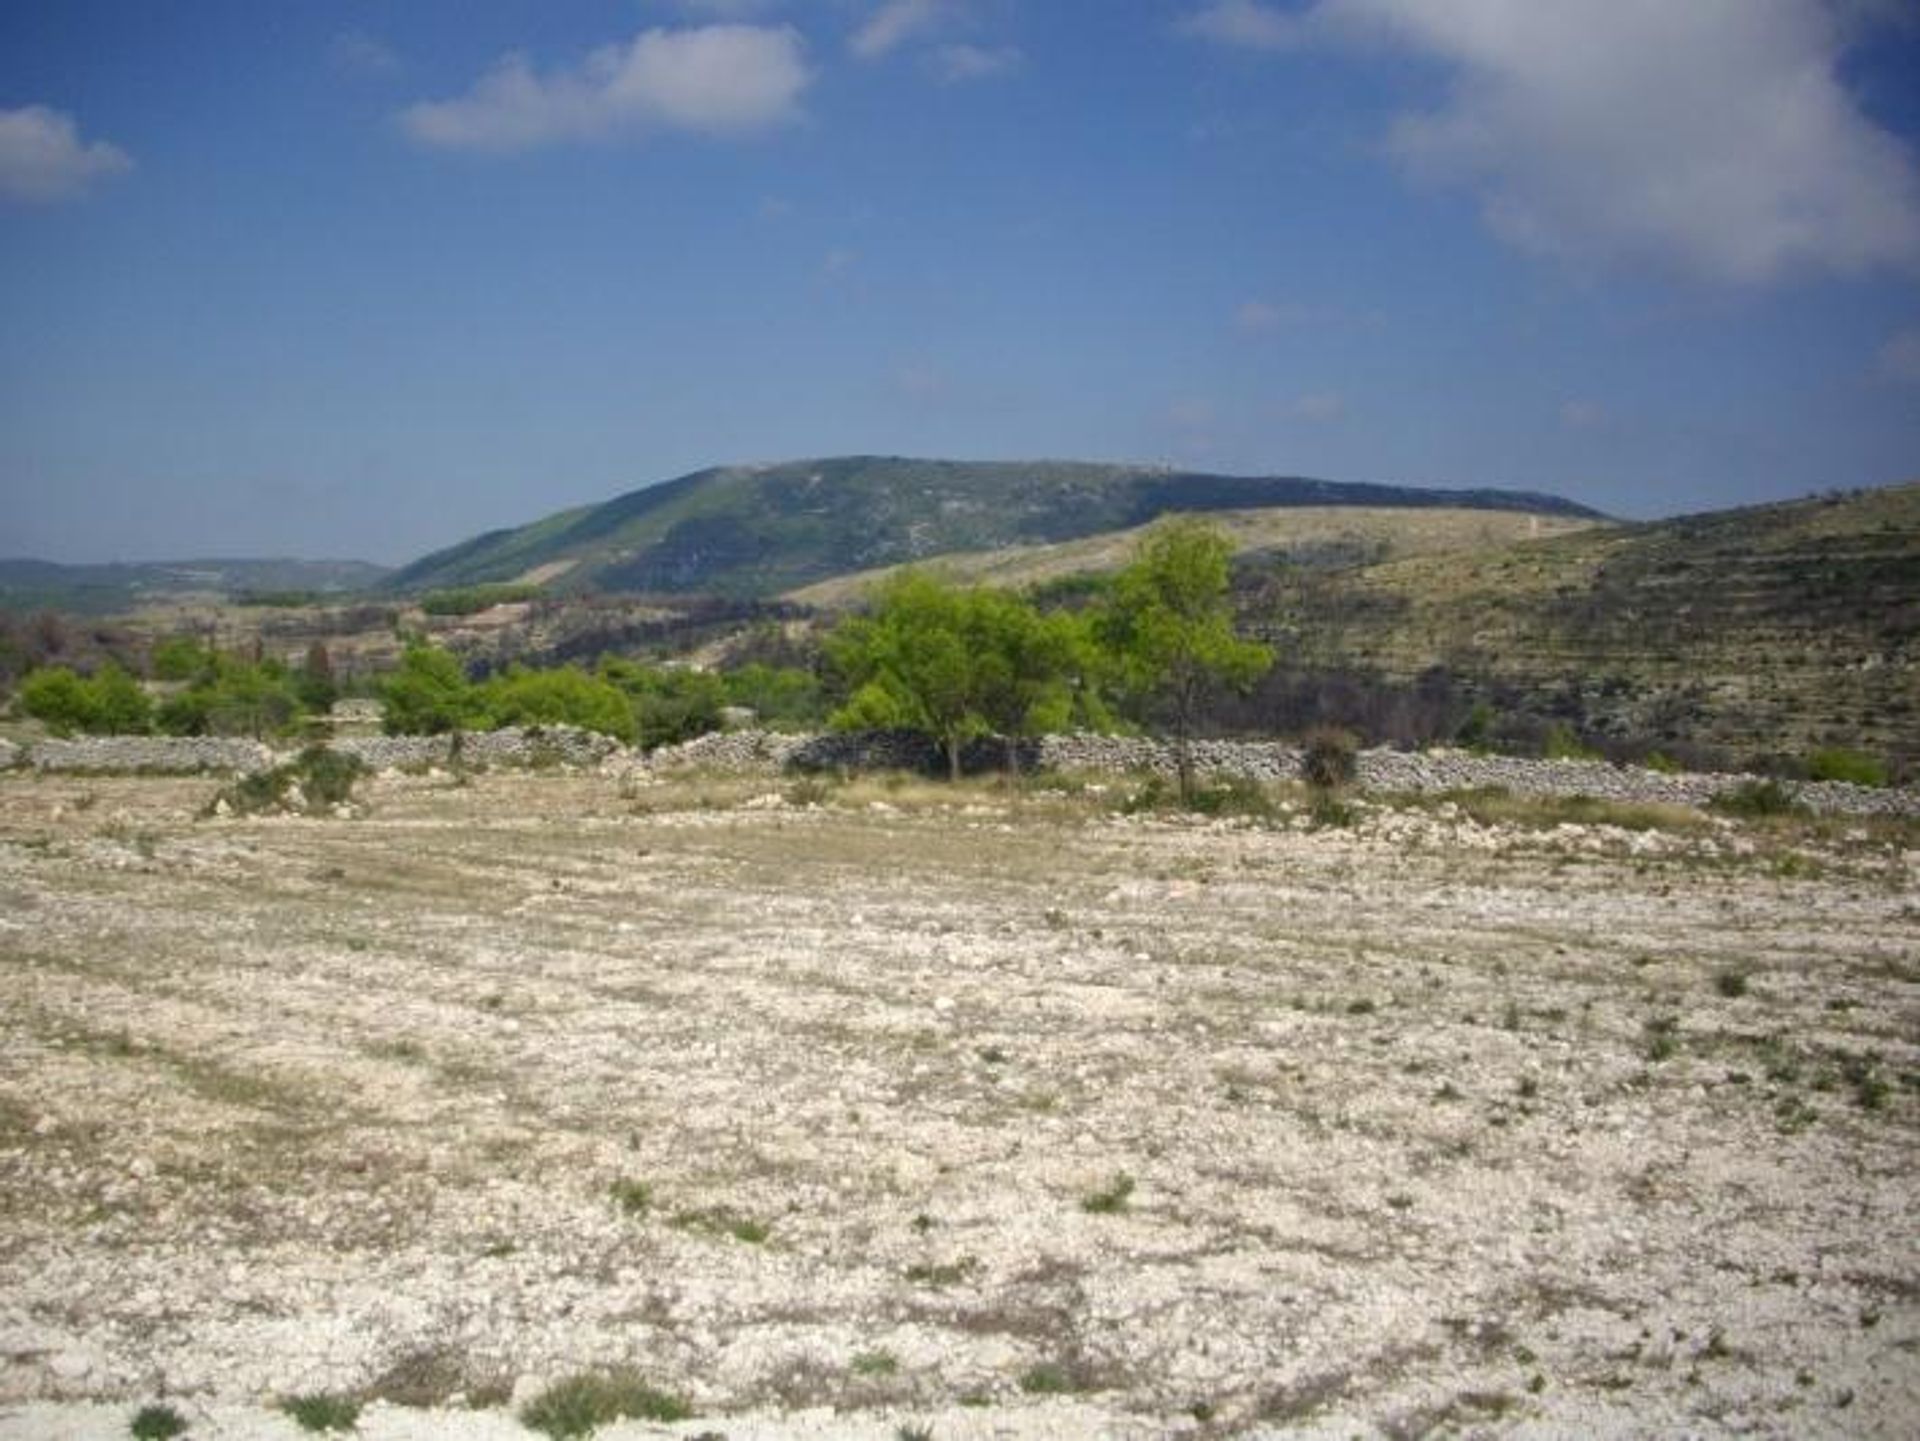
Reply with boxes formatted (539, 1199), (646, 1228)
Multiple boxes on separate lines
(3, 725), (1913, 817)
(650, 729), (1919, 818)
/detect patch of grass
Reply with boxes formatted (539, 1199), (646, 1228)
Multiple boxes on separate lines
(1017, 1362), (1079, 1395)
(671, 1206), (769, 1243)
(1806, 748), (1887, 787)
(1643, 1016), (1681, 1063)
(851, 1349), (899, 1377)
(904, 1256), (979, 1287)
(279, 1393), (360, 1433)
(1080, 1172), (1135, 1214)
(520, 1371), (691, 1438)
(1842, 1055), (1891, 1111)
(609, 1178), (652, 1215)
(1710, 779), (1804, 819)
(1713, 969), (1750, 998)
(129, 1404), (188, 1439)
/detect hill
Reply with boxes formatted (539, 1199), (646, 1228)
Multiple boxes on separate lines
(785, 504), (1603, 609)
(384, 456), (1602, 598)
(0, 558), (391, 615)
(1245, 482), (1920, 763)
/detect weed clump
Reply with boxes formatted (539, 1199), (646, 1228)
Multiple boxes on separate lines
(1301, 727), (1360, 790)
(212, 747), (364, 818)
(1710, 779), (1804, 819)
(129, 1405), (188, 1439)
(520, 1371), (691, 1438)
(1081, 1172), (1136, 1214)
(279, 1393), (360, 1433)
(1806, 748), (1887, 788)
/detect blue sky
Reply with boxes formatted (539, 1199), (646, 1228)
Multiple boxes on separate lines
(3, 0), (1918, 564)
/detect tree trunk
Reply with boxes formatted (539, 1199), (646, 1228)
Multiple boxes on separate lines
(947, 732), (962, 782)
(1003, 733), (1020, 782)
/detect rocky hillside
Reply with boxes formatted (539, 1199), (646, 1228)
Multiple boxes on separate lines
(1249, 482), (1920, 763)
(385, 456), (1602, 598)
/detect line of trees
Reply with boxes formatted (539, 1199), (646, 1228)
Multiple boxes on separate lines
(11, 521), (1278, 796)
(19, 638), (338, 739)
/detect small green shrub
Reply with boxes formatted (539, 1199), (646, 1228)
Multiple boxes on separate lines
(1541, 722), (1600, 761)
(1714, 970), (1749, 999)
(851, 1349), (899, 1376)
(520, 1371), (691, 1438)
(1710, 779), (1804, 819)
(1806, 748), (1888, 788)
(1185, 775), (1274, 818)
(1301, 727), (1359, 789)
(1018, 1363), (1078, 1395)
(279, 1393), (360, 1433)
(213, 747), (364, 818)
(609, 1178), (652, 1215)
(1643, 1016), (1681, 1063)
(1081, 1172), (1135, 1214)
(129, 1404), (188, 1439)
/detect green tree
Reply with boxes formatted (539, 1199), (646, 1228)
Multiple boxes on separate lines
(295, 642), (338, 714)
(1097, 519), (1272, 802)
(380, 644), (481, 735)
(827, 571), (1100, 780)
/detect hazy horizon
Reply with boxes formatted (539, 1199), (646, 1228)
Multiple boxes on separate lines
(5, 2), (1919, 565)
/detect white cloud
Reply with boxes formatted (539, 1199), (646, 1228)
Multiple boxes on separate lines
(936, 43), (1023, 82)
(677, 0), (786, 15)
(1292, 390), (1347, 421)
(1185, 0), (1920, 285)
(1178, 1), (1307, 52)
(1234, 298), (1311, 334)
(0, 105), (131, 204)
(402, 25), (811, 152)
(1879, 328), (1920, 385)
(851, 0), (950, 61)
(329, 29), (401, 77)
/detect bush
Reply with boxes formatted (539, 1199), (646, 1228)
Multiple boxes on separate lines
(1186, 775), (1276, 818)
(1806, 748), (1887, 788)
(129, 1405), (188, 1440)
(479, 665), (637, 744)
(19, 664), (152, 735)
(213, 747), (364, 818)
(603, 660), (727, 749)
(520, 1372), (691, 1438)
(1711, 779), (1805, 819)
(1541, 722), (1600, 761)
(1301, 727), (1359, 789)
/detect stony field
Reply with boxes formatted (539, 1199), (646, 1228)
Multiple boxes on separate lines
(0, 767), (1915, 1439)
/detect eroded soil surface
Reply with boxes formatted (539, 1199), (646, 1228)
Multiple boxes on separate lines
(1, 769), (1915, 1438)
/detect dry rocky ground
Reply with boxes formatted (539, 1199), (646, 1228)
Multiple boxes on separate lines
(0, 766), (1914, 1439)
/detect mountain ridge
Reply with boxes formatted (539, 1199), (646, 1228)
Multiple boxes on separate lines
(384, 456), (1605, 598)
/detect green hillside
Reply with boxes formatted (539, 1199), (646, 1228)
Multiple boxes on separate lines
(384, 456), (1602, 598)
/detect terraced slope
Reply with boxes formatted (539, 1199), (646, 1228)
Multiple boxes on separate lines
(1256, 482), (1920, 760)
(786, 505), (1602, 609)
